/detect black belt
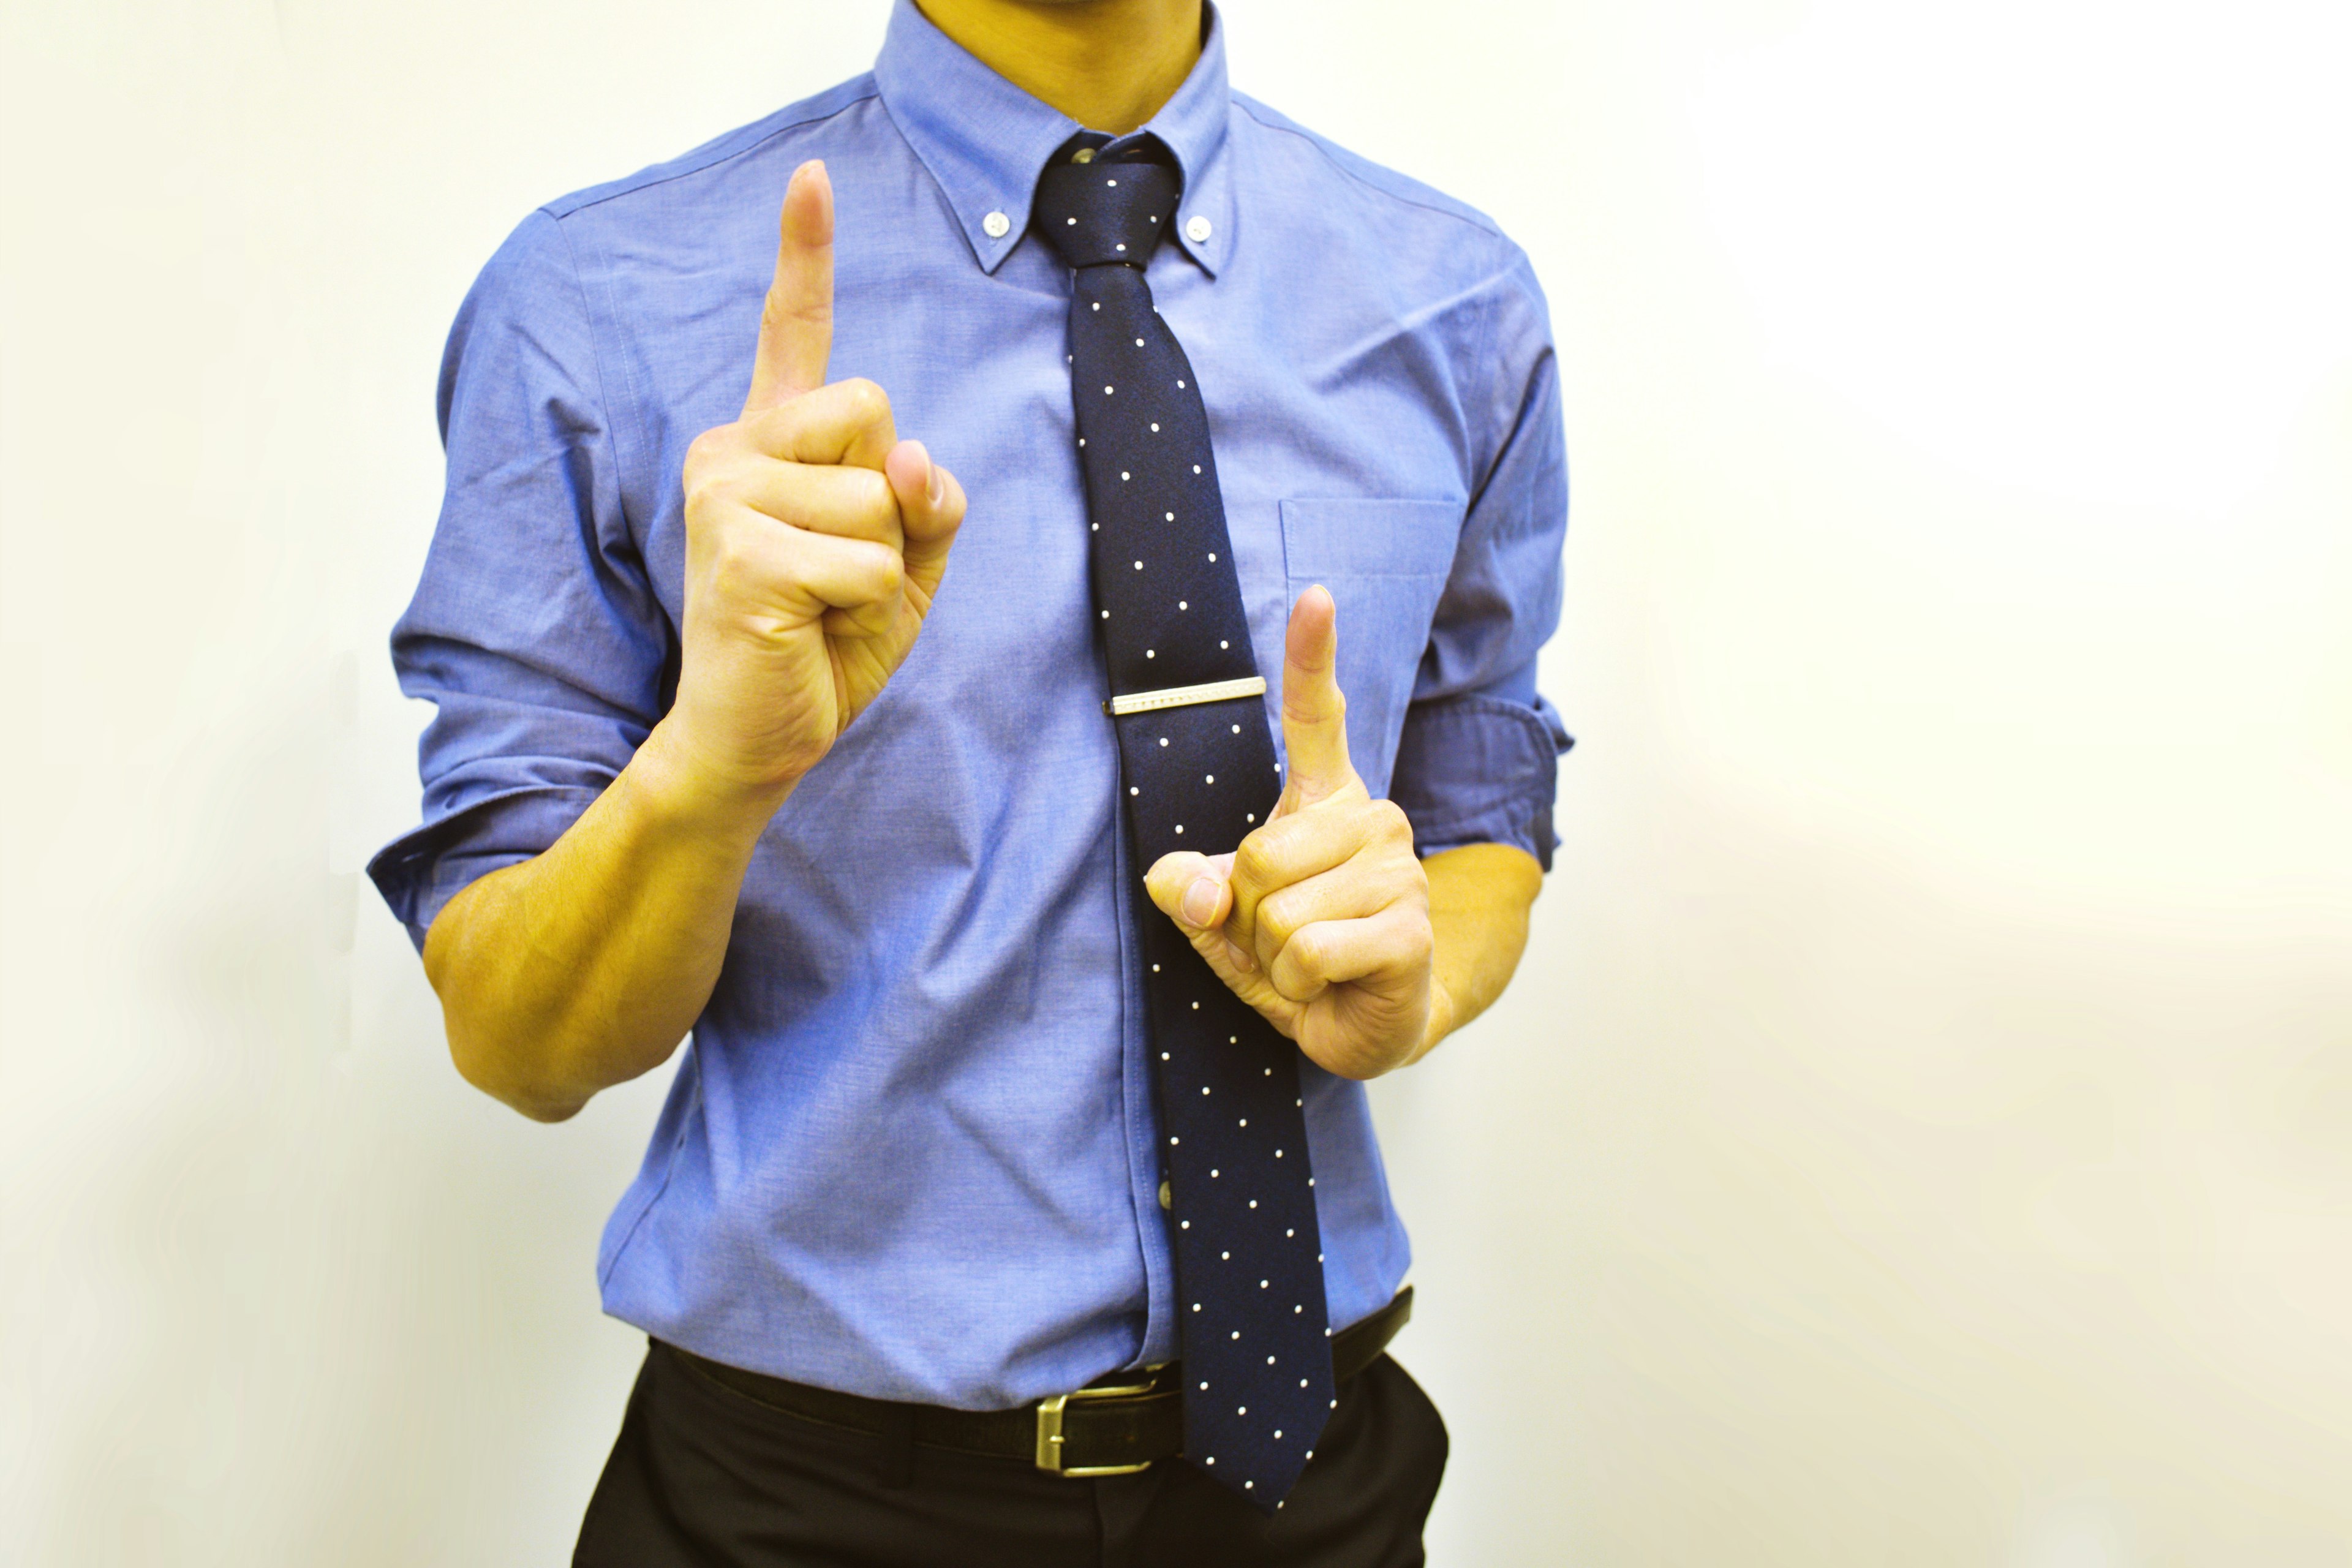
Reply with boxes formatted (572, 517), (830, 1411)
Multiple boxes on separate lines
(669, 1285), (1413, 1477)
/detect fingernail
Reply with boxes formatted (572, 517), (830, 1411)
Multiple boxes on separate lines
(924, 457), (943, 507)
(1223, 938), (1257, 974)
(1181, 875), (1219, 927)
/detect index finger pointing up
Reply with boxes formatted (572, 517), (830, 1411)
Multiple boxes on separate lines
(744, 160), (834, 414)
(1279, 584), (1359, 805)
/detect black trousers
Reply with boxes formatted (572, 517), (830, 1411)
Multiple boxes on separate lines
(574, 1340), (1449, 1568)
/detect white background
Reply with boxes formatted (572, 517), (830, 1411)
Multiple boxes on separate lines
(4, 1), (2350, 1562)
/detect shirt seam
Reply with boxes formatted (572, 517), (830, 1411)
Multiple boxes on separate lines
(531, 210), (644, 545)
(1412, 807), (1553, 860)
(545, 213), (650, 548)
(1228, 94), (1505, 239)
(598, 1057), (703, 1289)
(1466, 241), (1510, 493)
(548, 81), (882, 220)
(1408, 790), (1548, 838)
(1227, 95), (1522, 541)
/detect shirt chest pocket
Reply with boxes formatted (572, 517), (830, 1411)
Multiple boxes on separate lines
(1280, 498), (1463, 799)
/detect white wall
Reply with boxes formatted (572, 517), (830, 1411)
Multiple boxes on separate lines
(3, 1), (2348, 1562)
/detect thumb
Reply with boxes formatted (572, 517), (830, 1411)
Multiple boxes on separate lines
(1145, 850), (1234, 933)
(883, 439), (967, 603)
(742, 160), (834, 414)
(1278, 585), (1358, 806)
(1144, 851), (1258, 978)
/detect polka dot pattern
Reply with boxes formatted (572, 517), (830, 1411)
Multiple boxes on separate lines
(1035, 144), (1336, 1512)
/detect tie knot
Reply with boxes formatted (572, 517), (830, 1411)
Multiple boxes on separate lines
(1034, 157), (1182, 270)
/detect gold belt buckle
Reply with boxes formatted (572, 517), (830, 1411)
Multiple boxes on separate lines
(1034, 1375), (1162, 1477)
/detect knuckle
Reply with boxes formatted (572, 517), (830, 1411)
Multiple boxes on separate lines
(837, 377), (892, 428)
(760, 288), (822, 339)
(696, 469), (748, 516)
(1287, 687), (1346, 723)
(1257, 893), (1298, 949)
(706, 529), (760, 593)
(1231, 835), (1278, 891)
(834, 541), (899, 605)
(682, 428), (733, 496)
(854, 468), (900, 532)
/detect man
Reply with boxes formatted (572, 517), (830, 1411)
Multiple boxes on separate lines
(370, 0), (1567, 1560)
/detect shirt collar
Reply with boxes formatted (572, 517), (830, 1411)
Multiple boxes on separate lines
(873, 0), (1236, 277)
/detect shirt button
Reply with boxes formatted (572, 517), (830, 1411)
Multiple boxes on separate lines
(982, 210), (1011, 239)
(1185, 214), (1213, 244)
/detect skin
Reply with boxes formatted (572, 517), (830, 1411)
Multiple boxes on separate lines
(1143, 588), (1542, 1082)
(918, 0), (1207, 135)
(423, 0), (1544, 1122)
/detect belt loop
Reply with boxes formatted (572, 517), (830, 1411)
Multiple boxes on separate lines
(872, 1404), (916, 1488)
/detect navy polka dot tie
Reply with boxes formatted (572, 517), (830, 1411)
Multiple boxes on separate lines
(1035, 143), (1335, 1510)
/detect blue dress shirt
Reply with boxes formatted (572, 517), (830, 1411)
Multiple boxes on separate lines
(371, 0), (1569, 1411)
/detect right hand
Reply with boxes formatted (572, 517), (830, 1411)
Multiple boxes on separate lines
(666, 159), (965, 800)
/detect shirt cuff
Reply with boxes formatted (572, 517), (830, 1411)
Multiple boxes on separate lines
(366, 783), (602, 952)
(1388, 693), (1573, 870)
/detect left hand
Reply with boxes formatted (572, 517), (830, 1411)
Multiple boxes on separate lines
(1144, 587), (1438, 1080)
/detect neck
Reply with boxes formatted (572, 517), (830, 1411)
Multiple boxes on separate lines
(914, 0), (1204, 135)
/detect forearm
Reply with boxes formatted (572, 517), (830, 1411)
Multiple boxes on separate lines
(421, 719), (788, 1121)
(1411, 841), (1543, 1064)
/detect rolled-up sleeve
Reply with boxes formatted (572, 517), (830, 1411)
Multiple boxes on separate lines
(366, 209), (670, 950)
(1391, 239), (1572, 869)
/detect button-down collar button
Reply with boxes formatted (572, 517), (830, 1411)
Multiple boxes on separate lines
(982, 210), (1011, 239)
(1185, 214), (1213, 243)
